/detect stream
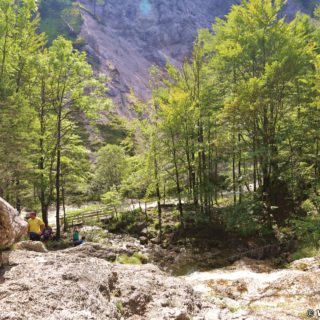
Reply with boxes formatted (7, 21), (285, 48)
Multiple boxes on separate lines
(181, 257), (320, 320)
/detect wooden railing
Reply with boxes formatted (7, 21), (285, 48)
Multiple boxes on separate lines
(60, 207), (114, 229)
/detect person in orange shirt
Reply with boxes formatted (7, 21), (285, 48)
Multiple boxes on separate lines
(28, 212), (45, 241)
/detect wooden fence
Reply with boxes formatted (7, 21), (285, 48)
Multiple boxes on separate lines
(61, 207), (114, 229)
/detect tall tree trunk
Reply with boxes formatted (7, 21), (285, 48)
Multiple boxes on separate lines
(15, 180), (21, 213)
(232, 152), (236, 205)
(39, 140), (48, 226)
(191, 147), (198, 206)
(185, 129), (193, 198)
(163, 180), (166, 205)
(253, 120), (257, 192)
(154, 155), (162, 242)
(238, 133), (242, 203)
(315, 138), (319, 194)
(55, 109), (62, 240)
(170, 130), (183, 226)
(214, 146), (218, 205)
(0, 13), (9, 89)
(198, 120), (204, 214)
(62, 182), (66, 231)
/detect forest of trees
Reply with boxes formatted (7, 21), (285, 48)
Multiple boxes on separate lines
(0, 0), (109, 238)
(1, 0), (320, 240)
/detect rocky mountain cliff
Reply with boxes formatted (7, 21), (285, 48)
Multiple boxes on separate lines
(77, 0), (318, 113)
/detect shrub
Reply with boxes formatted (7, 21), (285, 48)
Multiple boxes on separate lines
(301, 199), (317, 215)
(290, 246), (320, 261)
(132, 252), (149, 263)
(221, 196), (265, 237)
(81, 228), (108, 243)
(115, 301), (124, 314)
(310, 194), (320, 213)
(115, 254), (142, 265)
(290, 214), (320, 248)
(74, 36), (86, 49)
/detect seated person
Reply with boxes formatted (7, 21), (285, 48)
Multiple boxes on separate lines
(43, 225), (53, 241)
(72, 228), (83, 245)
(28, 212), (45, 241)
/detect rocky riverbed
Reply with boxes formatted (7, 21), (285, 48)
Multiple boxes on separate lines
(185, 257), (320, 320)
(1, 197), (320, 320)
(1, 240), (320, 320)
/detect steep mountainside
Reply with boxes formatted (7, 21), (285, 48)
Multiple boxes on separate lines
(75, 0), (319, 113)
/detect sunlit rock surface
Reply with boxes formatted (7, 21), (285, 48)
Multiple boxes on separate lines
(0, 248), (197, 320)
(0, 197), (27, 251)
(1, 240), (320, 319)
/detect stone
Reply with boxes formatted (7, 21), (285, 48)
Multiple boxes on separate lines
(139, 236), (148, 245)
(140, 228), (148, 237)
(113, 263), (196, 319)
(0, 248), (198, 320)
(0, 197), (27, 250)
(131, 221), (147, 234)
(290, 256), (320, 271)
(63, 241), (148, 264)
(150, 237), (160, 244)
(0, 250), (120, 319)
(0, 251), (10, 267)
(15, 241), (48, 253)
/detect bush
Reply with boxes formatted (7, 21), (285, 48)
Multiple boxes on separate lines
(290, 246), (320, 261)
(310, 194), (320, 213)
(181, 210), (210, 225)
(290, 214), (320, 248)
(81, 228), (108, 243)
(132, 252), (149, 263)
(221, 196), (266, 237)
(74, 36), (86, 49)
(39, 0), (83, 44)
(286, 209), (320, 260)
(301, 199), (317, 215)
(115, 254), (142, 265)
(115, 301), (124, 314)
(108, 209), (144, 233)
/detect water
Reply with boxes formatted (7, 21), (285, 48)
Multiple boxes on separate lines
(171, 262), (200, 276)
(184, 268), (288, 295)
(140, 0), (152, 16)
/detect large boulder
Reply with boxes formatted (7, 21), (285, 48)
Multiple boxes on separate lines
(0, 197), (27, 250)
(0, 248), (198, 320)
(0, 197), (27, 267)
(0, 250), (120, 320)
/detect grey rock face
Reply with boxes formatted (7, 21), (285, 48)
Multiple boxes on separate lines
(0, 250), (120, 320)
(0, 197), (27, 251)
(114, 263), (196, 319)
(78, 0), (319, 113)
(0, 248), (197, 320)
